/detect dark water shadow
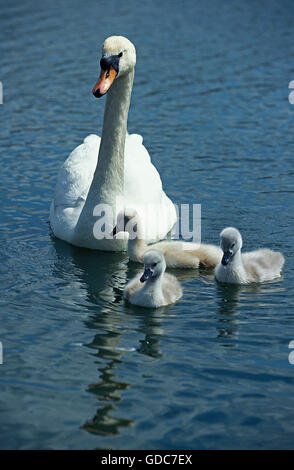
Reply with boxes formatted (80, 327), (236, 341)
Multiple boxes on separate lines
(50, 234), (128, 303)
(215, 278), (285, 341)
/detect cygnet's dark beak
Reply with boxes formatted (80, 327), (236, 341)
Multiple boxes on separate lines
(140, 267), (153, 283)
(221, 251), (233, 266)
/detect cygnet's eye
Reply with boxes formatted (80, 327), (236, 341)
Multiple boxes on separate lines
(231, 242), (236, 248)
(152, 262), (157, 268)
(118, 51), (123, 57)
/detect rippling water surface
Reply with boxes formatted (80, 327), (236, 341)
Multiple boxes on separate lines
(1, 0), (294, 449)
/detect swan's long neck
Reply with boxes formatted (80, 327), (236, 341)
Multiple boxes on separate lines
(74, 70), (134, 245)
(94, 69), (134, 201)
(127, 216), (147, 262)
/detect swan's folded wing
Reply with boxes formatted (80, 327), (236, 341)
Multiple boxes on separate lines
(126, 133), (145, 152)
(242, 249), (285, 281)
(124, 133), (159, 197)
(124, 133), (177, 242)
(123, 273), (143, 300)
(53, 134), (100, 209)
(162, 273), (183, 304)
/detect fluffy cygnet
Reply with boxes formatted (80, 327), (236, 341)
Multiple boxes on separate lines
(215, 227), (285, 284)
(123, 250), (183, 307)
(113, 209), (222, 268)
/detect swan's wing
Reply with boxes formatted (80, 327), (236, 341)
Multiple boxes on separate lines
(124, 133), (161, 202)
(162, 273), (183, 304)
(124, 133), (177, 242)
(242, 249), (285, 281)
(52, 134), (100, 210)
(123, 273), (143, 300)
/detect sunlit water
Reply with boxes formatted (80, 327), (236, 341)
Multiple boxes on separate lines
(0, 0), (294, 449)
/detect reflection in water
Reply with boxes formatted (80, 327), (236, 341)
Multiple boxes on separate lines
(50, 236), (171, 437)
(82, 328), (134, 436)
(216, 282), (242, 316)
(82, 404), (132, 437)
(215, 279), (286, 341)
(50, 235), (128, 304)
(215, 282), (242, 341)
(52, 236), (134, 436)
(51, 235), (287, 440)
(133, 306), (168, 359)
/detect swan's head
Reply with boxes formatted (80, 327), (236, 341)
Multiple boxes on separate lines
(140, 250), (166, 283)
(112, 208), (138, 236)
(93, 36), (136, 98)
(219, 227), (243, 266)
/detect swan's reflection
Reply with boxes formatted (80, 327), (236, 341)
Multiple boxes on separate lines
(215, 279), (285, 341)
(50, 236), (128, 304)
(216, 282), (242, 315)
(50, 236), (182, 437)
(215, 282), (242, 340)
(81, 301), (172, 435)
(82, 327), (134, 436)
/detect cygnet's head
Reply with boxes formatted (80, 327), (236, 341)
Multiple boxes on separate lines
(140, 250), (166, 283)
(112, 208), (138, 237)
(93, 36), (136, 97)
(219, 227), (243, 266)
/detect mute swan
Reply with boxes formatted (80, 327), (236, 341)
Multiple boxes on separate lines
(50, 36), (176, 251)
(123, 250), (182, 307)
(113, 208), (223, 268)
(215, 227), (285, 284)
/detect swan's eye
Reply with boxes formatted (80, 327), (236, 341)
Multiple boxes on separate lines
(232, 242), (235, 248)
(118, 52), (123, 58)
(152, 262), (157, 268)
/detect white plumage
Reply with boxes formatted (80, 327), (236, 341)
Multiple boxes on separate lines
(50, 36), (176, 251)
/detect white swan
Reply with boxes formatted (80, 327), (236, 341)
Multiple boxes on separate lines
(113, 208), (223, 268)
(215, 227), (285, 284)
(123, 250), (183, 307)
(50, 36), (176, 251)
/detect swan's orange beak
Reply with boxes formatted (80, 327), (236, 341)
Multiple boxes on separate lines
(92, 66), (117, 98)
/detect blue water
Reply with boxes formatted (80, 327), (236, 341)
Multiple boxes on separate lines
(1, 0), (294, 449)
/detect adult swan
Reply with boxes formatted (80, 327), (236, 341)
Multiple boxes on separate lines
(50, 36), (177, 251)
